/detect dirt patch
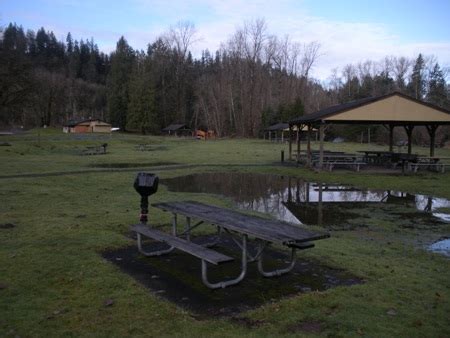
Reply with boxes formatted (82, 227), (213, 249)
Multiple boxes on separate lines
(102, 234), (362, 316)
(285, 320), (324, 334)
(229, 316), (266, 328)
(0, 223), (16, 229)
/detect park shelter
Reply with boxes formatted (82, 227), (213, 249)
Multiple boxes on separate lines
(63, 119), (111, 133)
(162, 124), (191, 136)
(288, 92), (450, 168)
(264, 123), (314, 142)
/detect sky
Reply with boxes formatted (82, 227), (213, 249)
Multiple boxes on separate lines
(2, 0), (450, 80)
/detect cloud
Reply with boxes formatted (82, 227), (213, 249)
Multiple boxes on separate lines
(6, 0), (449, 80)
(188, 1), (450, 80)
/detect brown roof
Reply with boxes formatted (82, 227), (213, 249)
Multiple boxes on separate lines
(290, 92), (450, 125)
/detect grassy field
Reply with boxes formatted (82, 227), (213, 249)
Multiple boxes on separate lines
(1, 128), (449, 337)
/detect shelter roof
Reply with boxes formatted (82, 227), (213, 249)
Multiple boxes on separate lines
(265, 123), (289, 131)
(290, 92), (450, 126)
(162, 123), (190, 132)
(64, 119), (111, 127)
(264, 123), (314, 132)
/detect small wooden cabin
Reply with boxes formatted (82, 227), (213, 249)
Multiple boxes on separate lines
(63, 119), (112, 133)
(162, 124), (191, 136)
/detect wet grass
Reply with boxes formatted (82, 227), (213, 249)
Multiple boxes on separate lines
(1, 128), (450, 337)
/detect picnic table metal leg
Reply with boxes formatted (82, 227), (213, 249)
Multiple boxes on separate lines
(136, 233), (175, 256)
(203, 226), (223, 248)
(257, 246), (297, 277)
(172, 213), (177, 236)
(135, 213), (179, 256)
(201, 235), (248, 289)
(185, 216), (191, 241)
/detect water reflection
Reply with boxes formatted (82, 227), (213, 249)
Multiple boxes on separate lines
(428, 239), (450, 257)
(161, 173), (450, 227)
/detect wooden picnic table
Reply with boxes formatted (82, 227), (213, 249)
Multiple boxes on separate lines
(357, 150), (394, 164)
(311, 153), (367, 171)
(81, 144), (107, 155)
(131, 201), (329, 289)
(408, 156), (450, 173)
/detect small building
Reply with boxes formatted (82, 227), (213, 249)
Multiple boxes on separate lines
(264, 123), (313, 142)
(162, 124), (191, 136)
(63, 119), (112, 133)
(195, 129), (216, 140)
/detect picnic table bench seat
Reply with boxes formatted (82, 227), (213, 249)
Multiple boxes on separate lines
(311, 156), (367, 172)
(131, 224), (234, 265)
(318, 160), (366, 172)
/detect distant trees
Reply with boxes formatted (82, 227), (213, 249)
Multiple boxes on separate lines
(192, 19), (321, 137)
(326, 54), (449, 109)
(0, 23), (109, 127)
(0, 20), (448, 138)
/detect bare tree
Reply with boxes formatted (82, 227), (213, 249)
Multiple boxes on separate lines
(393, 56), (411, 91)
(164, 21), (198, 59)
(300, 41), (321, 79)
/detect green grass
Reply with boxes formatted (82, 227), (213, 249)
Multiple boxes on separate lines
(1, 128), (450, 337)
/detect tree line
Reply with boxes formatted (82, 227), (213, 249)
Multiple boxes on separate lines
(1, 20), (449, 138)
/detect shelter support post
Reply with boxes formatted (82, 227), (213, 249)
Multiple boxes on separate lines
(288, 125), (292, 160)
(317, 183), (323, 227)
(389, 125), (395, 152)
(319, 124), (325, 170)
(426, 125), (438, 157)
(296, 124), (301, 164)
(404, 125), (414, 154)
(307, 124), (312, 167)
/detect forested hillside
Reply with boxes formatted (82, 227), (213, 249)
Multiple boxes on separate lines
(1, 20), (449, 137)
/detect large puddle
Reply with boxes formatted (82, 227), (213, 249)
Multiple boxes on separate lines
(161, 173), (450, 228)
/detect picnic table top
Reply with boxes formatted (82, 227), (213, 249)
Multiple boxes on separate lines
(416, 155), (450, 160)
(312, 153), (364, 159)
(152, 201), (329, 246)
(357, 150), (394, 155)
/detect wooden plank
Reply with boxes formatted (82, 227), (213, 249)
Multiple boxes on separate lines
(152, 201), (330, 245)
(131, 224), (234, 265)
(288, 242), (315, 250)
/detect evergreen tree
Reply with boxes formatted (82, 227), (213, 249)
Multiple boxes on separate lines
(426, 63), (448, 108)
(408, 54), (425, 99)
(66, 32), (74, 54)
(126, 53), (157, 134)
(106, 36), (135, 130)
(68, 40), (81, 78)
(26, 29), (37, 57)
